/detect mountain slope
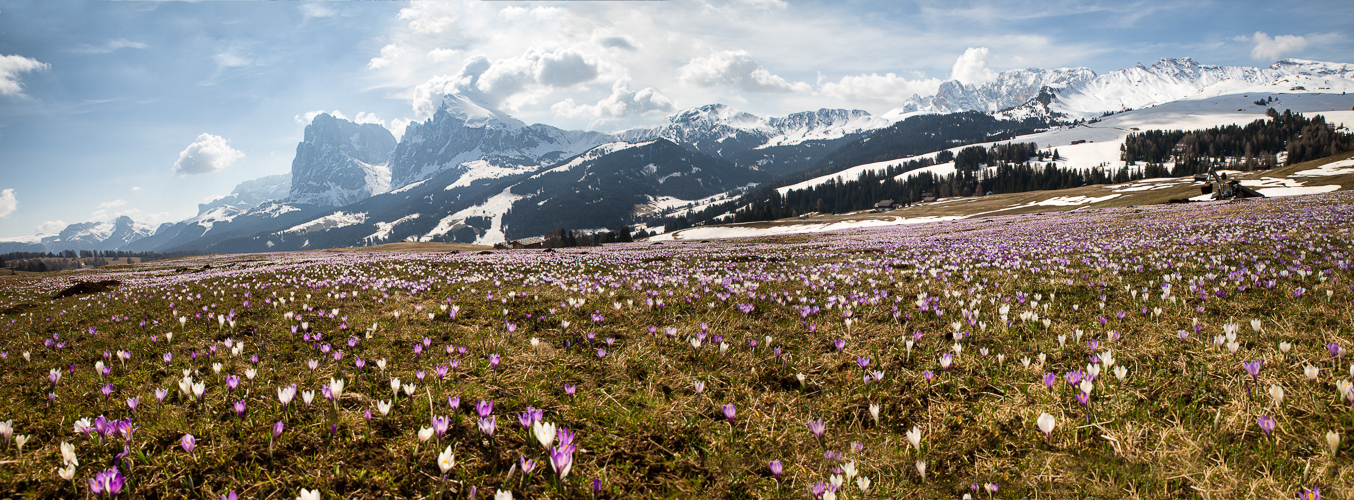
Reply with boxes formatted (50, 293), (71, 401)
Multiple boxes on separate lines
(389, 94), (614, 187)
(288, 113), (397, 207)
(500, 139), (766, 238)
(618, 105), (893, 178)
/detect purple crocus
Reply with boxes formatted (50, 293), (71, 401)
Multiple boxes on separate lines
(1043, 372), (1056, 390)
(564, 384), (576, 399)
(488, 354), (501, 369)
(1257, 415), (1276, 437)
(181, 434), (196, 457)
(549, 444), (576, 480)
(225, 375), (240, 393)
(233, 400), (247, 419)
(88, 467), (124, 497)
(769, 459), (784, 480)
(478, 416), (496, 437)
(476, 400), (494, 418)
(1243, 360), (1263, 382)
(807, 418), (826, 440)
(722, 403), (737, 423)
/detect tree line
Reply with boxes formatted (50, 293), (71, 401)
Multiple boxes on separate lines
(1121, 109), (1353, 175)
(1, 249), (203, 273)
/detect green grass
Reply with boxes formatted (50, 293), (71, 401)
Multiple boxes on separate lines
(1, 190), (1352, 499)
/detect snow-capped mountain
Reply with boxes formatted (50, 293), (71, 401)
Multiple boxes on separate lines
(618, 104), (892, 178)
(12, 216), (158, 253)
(498, 139), (766, 240)
(389, 94), (615, 187)
(288, 113), (397, 207)
(889, 58), (1354, 122)
(1049, 58), (1354, 118)
(94, 57), (1354, 255)
(198, 174), (291, 215)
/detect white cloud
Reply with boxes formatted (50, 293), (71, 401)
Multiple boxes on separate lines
(36, 220), (65, 235)
(738, 0), (788, 9)
(75, 38), (149, 55)
(397, 2), (458, 34)
(173, 133), (244, 175)
(427, 48), (459, 63)
(293, 109), (407, 138)
(389, 118), (413, 140)
(367, 44), (406, 70)
(1247, 32), (1308, 61)
(593, 33), (638, 51)
(0, 188), (16, 217)
(552, 79), (674, 122)
(131, 186), (141, 191)
(0, 54), (49, 97)
(214, 51), (253, 68)
(819, 72), (944, 106)
(97, 199), (128, 210)
(678, 50), (810, 93)
(300, 3), (335, 18)
(950, 47), (997, 86)
(411, 48), (601, 116)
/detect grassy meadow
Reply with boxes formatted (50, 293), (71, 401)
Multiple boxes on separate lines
(1, 190), (1353, 499)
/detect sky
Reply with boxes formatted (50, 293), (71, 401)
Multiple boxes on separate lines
(1, 0), (1351, 240)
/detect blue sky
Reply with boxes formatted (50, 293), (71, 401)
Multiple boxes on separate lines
(1, 0), (1351, 239)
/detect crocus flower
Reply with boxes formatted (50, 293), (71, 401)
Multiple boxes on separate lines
(1037, 413), (1056, 440)
(769, 459), (783, 480)
(478, 416), (496, 437)
(722, 403), (736, 423)
(476, 400), (494, 418)
(1257, 415), (1276, 437)
(88, 467), (124, 497)
(807, 418), (826, 440)
(1243, 360), (1263, 382)
(549, 444), (576, 480)
(181, 434), (196, 457)
(437, 445), (455, 474)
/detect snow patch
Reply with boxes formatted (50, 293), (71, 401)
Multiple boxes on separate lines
(423, 186), (524, 245)
(283, 211), (368, 235)
(365, 213), (421, 243)
(1293, 158), (1354, 177)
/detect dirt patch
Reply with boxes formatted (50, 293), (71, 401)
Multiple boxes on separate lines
(52, 280), (121, 299)
(0, 303), (38, 315)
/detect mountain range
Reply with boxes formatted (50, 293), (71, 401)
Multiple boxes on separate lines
(8, 57), (1353, 254)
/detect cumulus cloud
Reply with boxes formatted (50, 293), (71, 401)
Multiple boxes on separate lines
(819, 72), (944, 106)
(293, 109), (408, 138)
(950, 47), (998, 86)
(36, 220), (65, 235)
(0, 188), (16, 217)
(173, 133), (244, 175)
(551, 79), (674, 121)
(0, 54), (49, 97)
(427, 48), (459, 63)
(397, 3), (458, 34)
(1246, 32), (1308, 61)
(594, 34), (638, 51)
(75, 38), (149, 55)
(411, 48), (601, 117)
(367, 44), (406, 70)
(90, 199), (138, 221)
(678, 50), (810, 93)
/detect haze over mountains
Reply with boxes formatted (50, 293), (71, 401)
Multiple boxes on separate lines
(6, 57), (1353, 254)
